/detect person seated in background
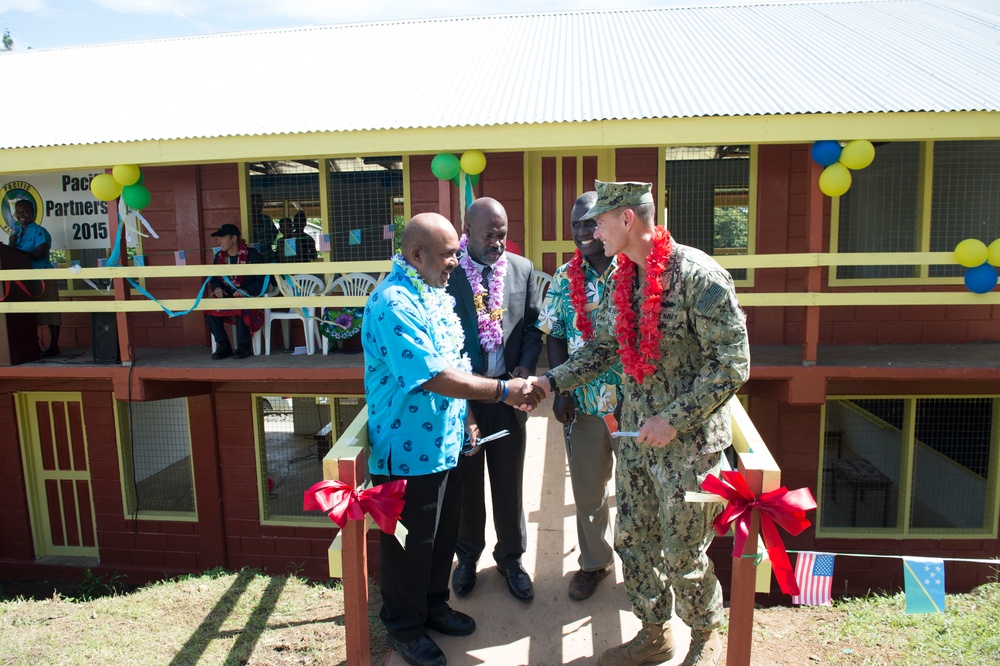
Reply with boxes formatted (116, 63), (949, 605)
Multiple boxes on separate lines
(275, 212), (318, 264)
(249, 193), (278, 263)
(8, 198), (61, 357)
(203, 223), (265, 360)
(292, 211), (318, 262)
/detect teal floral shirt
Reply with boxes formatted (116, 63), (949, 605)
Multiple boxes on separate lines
(538, 256), (623, 417)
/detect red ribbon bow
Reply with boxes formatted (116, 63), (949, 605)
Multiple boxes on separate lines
(304, 479), (407, 535)
(701, 470), (816, 596)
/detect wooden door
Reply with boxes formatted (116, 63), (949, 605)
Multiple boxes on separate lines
(17, 393), (99, 557)
(525, 151), (614, 274)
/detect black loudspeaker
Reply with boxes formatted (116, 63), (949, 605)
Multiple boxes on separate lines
(92, 313), (120, 364)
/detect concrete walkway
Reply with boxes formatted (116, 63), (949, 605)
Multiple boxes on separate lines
(386, 402), (694, 666)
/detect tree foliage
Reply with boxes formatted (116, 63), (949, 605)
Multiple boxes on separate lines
(2, 29), (12, 51)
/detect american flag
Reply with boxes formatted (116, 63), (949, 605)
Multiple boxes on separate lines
(791, 552), (834, 606)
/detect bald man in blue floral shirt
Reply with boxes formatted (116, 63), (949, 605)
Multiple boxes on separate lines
(363, 212), (542, 666)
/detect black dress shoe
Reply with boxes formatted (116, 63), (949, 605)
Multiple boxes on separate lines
(211, 347), (232, 360)
(232, 346), (251, 359)
(385, 632), (445, 666)
(499, 566), (534, 602)
(452, 563), (477, 597)
(424, 607), (476, 636)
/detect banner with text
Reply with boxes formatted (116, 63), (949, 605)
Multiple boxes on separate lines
(1, 170), (112, 250)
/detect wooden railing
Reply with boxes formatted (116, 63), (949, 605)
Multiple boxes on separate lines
(323, 396), (780, 666)
(3, 251), (999, 316)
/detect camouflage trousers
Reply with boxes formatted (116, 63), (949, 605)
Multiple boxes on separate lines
(613, 439), (724, 629)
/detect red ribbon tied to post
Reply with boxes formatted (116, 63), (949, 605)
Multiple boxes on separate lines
(701, 470), (816, 596)
(304, 479), (407, 534)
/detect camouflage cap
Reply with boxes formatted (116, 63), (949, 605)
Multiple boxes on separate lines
(580, 180), (654, 220)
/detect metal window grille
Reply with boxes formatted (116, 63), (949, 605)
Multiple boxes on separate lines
(910, 398), (993, 529)
(928, 140), (1000, 278)
(255, 394), (366, 522)
(821, 397), (998, 534)
(664, 145), (750, 281)
(118, 398), (195, 516)
(326, 156), (404, 262)
(246, 160), (321, 264)
(836, 142), (921, 279)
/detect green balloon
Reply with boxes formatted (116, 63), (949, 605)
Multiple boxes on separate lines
(122, 183), (151, 210)
(431, 153), (461, 181)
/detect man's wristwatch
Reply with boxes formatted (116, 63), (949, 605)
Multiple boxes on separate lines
(543, 371), (559, 395)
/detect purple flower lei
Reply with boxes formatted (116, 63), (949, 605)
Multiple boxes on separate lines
(458, 234), (506, 351)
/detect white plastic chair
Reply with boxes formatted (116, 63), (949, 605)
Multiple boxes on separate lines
(320, 273), (378, 354)
(264, 274), (325, 355)
(532, 269), (554, 301)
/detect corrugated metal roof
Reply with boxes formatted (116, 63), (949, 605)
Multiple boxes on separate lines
(1, 0), (998, 149)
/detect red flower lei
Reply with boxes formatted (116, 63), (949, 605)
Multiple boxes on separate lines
(613, 228), (673, 383)
(567, 249), (594, 341)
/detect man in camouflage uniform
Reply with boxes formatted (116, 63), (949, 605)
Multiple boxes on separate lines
(532, 181), (750, 666)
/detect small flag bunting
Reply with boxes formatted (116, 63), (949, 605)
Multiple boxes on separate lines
(319, 234), (331, 252)
(792, 552), (834, 606)
(383, 224), (395, 240)
(284, 238), (296, 257)
(349, 229), (362, 246)
(902, 556), (945, 614)
(175, 250), (186, 266)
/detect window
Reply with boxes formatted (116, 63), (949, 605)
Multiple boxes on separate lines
(246, 160), (321, 264)
(116, 398), (195, 519)
(819, 397), (1000, 536)
(833, 139), (1000, 283)
(663, 145), (753, 283)
(245, 156), (406, 265)
(254, 394), (366, 524)
(327, 156), (404, 262)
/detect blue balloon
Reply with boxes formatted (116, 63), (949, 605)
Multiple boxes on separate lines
(964, 263), (998, 294)
(811, 140), (843, 167)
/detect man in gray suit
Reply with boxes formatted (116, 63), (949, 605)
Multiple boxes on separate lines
(447, 197), (543, 602)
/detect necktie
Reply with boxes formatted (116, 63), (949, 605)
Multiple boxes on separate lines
(482, 266), (493, 309)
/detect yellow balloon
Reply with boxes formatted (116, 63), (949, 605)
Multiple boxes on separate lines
(839, 140), (875, 170)
(112, 164), (141, 186)
(460, 150), (487, 175)
(818, 163), (852, 197)
(954, 238), (988, 268)
(91, 173), (123, 201)
(986, 238), (1000, 267)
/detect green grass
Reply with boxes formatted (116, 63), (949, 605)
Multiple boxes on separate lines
(815, 583), (1000, 665)
(0, 569), (995, 665)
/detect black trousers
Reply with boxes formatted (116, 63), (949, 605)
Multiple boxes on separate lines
(372, 468), (462, 642)
(204, 313), (251, 349)
(455, 400), (527, 571)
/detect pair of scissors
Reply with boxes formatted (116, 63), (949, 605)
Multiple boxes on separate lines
(462, 428), (510, 454)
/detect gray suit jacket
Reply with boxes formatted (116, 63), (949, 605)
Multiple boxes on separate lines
(447, 252), (543, 377)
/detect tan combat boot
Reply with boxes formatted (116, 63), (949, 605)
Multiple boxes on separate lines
(680, 627), (723, 666)
(599, 621), (675, 666)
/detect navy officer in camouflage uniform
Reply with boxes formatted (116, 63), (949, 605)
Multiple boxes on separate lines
(531, 180), (749, 666)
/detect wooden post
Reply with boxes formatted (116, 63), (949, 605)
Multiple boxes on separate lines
(802, 157), (825, 365)
(726, 398), (782, 666)
(725, 467), (763, 666)
(339, 454), (370, 665)
(324, 412), (372, 666)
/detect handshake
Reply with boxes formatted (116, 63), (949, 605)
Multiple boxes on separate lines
(501, 372), (554, 412)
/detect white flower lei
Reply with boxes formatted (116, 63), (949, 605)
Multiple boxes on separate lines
(391, 254), (472, 373)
